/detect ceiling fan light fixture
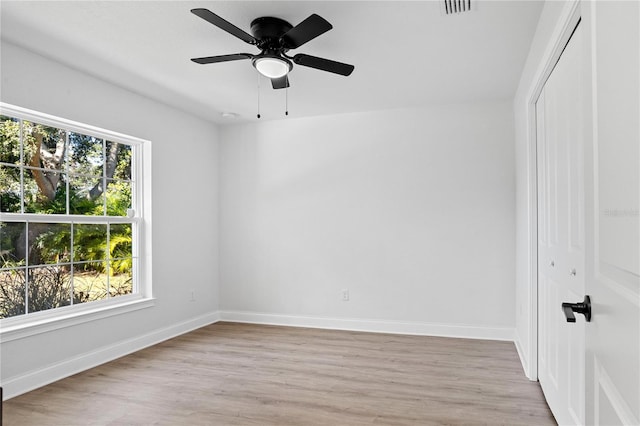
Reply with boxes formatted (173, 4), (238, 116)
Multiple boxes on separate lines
(253, 56), (292, 78)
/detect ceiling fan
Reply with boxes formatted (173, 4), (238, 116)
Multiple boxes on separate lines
(190, 9), (355, 90)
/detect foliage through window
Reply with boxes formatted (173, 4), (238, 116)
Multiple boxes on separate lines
(0, 107), (142, 320)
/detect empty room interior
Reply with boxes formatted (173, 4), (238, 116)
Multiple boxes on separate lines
(0, 1), (638, 425)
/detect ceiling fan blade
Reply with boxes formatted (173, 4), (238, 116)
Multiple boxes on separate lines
(271, 76), (290, 90)
(191, 8), (256, 44)
(292, 54), (354, 76)
(191, 53), (253, 64)
(282, 14), (332, 49)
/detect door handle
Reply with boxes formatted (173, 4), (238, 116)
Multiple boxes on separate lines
(562, 295), (591, 322)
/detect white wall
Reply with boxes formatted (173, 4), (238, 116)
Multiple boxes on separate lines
(1, 22), (524, 396)
(219, 102), (516, 338)
(513, 0), (571, 378)
(0, 41), (220, 397)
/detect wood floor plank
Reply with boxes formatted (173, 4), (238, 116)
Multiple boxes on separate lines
(3, 322), (555, 425)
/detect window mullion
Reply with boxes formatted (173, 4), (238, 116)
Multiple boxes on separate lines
(0, 213), (137, 224)
(102, 139), (107, 216)
(65, 131), (70, 215)
(70, 222), (75, 306)
(106, 224), (110, 299)
(24, 221), (29, 314)
(19, 118), (24, 214)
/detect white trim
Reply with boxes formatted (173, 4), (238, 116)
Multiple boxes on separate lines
(138, 131), (152, 300)
(219, 311), (514, 341)
(0, 213), (140, 224)
(514, 329), (531, 379)
(1, 311), (220, 400)
(0, 296), (154, 342)
(0, 102), (147, 146)
(522, 0), (582, 381)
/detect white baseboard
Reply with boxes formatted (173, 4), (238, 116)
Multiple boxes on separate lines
(514, 329), (535, 381)
(2, 311), (220, 400)
(219, 311), (514, 341)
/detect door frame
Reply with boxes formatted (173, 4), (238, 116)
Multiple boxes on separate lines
(523, 0), (582, 381)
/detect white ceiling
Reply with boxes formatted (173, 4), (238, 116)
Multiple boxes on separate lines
(0, 1), (543, 124)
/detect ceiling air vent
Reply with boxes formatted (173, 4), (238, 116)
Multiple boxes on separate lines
(443, 0), (473, 15)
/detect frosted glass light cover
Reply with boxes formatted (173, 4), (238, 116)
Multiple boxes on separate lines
(254, 57), (289, 78)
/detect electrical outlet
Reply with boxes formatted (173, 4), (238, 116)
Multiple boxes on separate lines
(342, 288), (349, 301)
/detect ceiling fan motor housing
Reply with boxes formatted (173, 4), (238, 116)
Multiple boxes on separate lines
(250, 17), (293, 51)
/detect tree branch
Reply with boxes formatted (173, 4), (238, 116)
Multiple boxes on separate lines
(89, 142), (120, 200)
(29, 132), (57, 201)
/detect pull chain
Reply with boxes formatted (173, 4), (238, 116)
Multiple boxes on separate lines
(285, 83), (289, 116)
(256, 73), (261, 119)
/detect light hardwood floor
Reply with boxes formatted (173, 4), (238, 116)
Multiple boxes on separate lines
(3, 322), (555, 425)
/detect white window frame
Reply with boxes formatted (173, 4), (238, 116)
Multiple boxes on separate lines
(0, 103), (153, 342)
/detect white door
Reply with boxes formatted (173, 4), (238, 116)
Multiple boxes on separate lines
(584, 1), (640, 425)
(537, 22), (586, 425)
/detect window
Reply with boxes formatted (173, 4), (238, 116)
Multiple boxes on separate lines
(0, 103), (150, 326)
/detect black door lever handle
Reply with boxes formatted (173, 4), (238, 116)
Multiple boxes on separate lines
(562, 295), (591, 322)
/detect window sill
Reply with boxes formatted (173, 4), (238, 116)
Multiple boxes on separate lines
(0, 296), (155, 343)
